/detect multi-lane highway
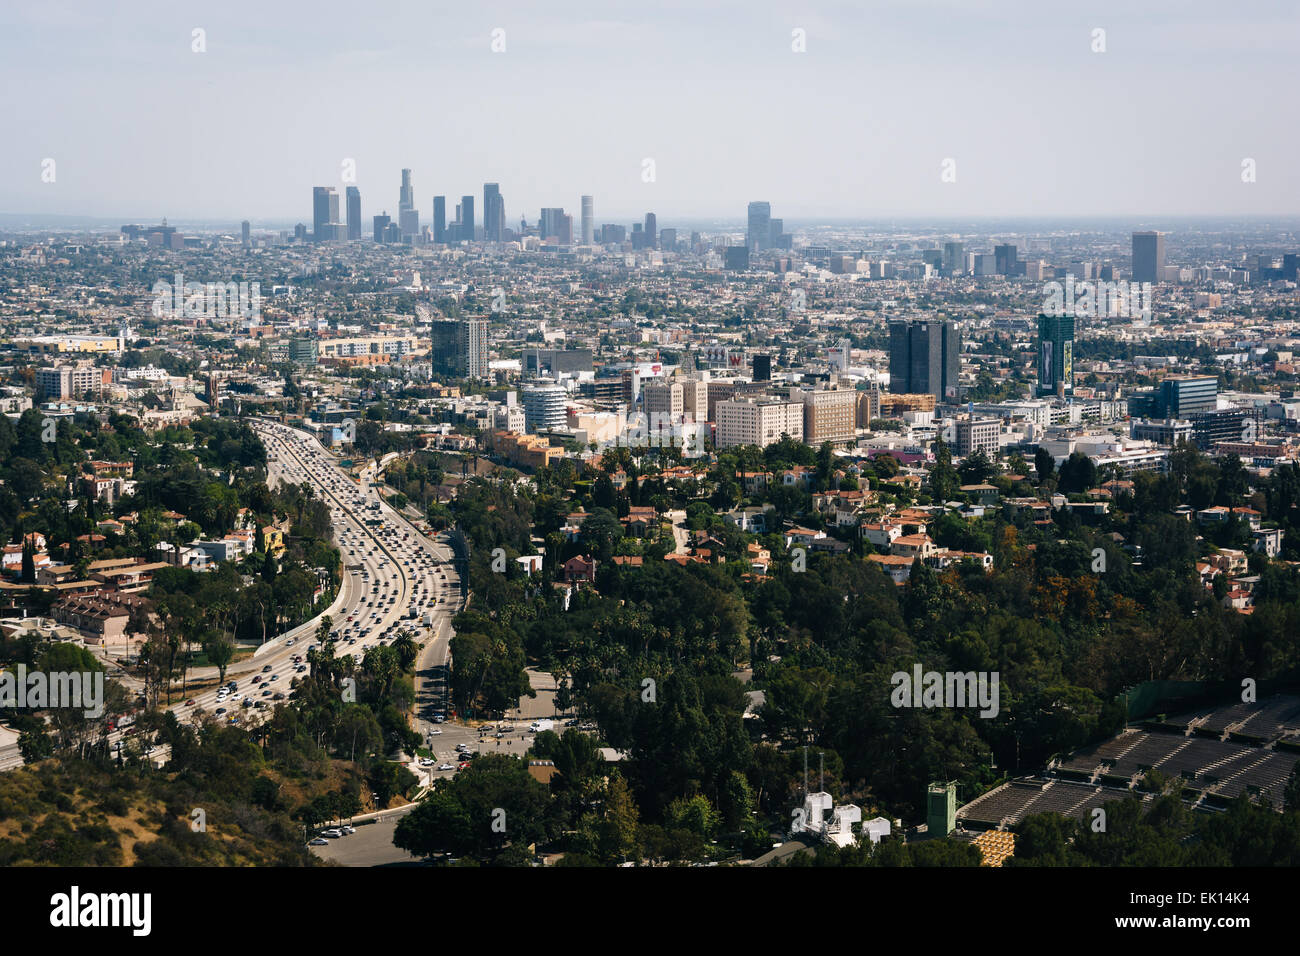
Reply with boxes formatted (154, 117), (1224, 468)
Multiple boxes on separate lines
(0, 419), (463, 772)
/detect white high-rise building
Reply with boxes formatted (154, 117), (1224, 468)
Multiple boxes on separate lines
(716, 398), (804, 449)
(580, 195), (594, 245)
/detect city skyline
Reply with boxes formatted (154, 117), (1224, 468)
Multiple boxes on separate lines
(2, 1), (1298, 222)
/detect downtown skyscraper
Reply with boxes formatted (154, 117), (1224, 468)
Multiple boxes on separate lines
(312, 186), (339, 242)
(1132, 231), (1166, 284)
(345, 186), (361, 241)
(398, 170), (418, 240)
(432, 196), (446, 243)
(747, 201), (771, 252)
(581, 195), (594, 245)
(483, 183), (503, 242)
(461, 195), (476, 241)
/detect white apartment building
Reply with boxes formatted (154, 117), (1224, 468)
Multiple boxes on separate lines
(716, 398), (804, 449)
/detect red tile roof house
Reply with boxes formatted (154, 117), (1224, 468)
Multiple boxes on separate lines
(562, 555), (597, 586)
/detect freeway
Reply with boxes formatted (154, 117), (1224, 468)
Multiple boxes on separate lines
(0, 419), (463, 772)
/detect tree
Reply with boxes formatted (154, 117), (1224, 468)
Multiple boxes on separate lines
(1057, 452), (1097, 495)
(929, 438), (959, 502)
(1034, 447), (1055, 484)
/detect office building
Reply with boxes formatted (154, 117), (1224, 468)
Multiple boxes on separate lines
(747, 202), (771, 252)
(955, 417), (1001, 458)
(1035, 314), (1075, 398)
(345, 186), (361, 241)
(753, 354), (772, 382)
(1129, 375), (1218, 420)
(524, 348), (594, 376)
(373, 212), (391, 243)
(399, 169), (414, 215)
(888, 320), (960, 402)
(580, 195), (594, 245)
(994, 243), (1018, 276)
(942, 241), (965, 275)
(643, 381), (684, 420)
(643, 213), (657, 249)
(289, 338), (319, 365)
(1132, 231), (1166, 284)
(399, 208), (419, 240)
(484, 183), (503, 241)
(724, 246), (750, 271)
(433, 196), (446, 243)
(241, 220), (250, 247)
(801, 388), (859, 445)
(461, 195), (476, 241)
(312, 186), (339, 242)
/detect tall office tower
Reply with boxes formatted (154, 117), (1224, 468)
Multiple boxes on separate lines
(753, 354), (772, 382)
(433, 196), (446, 243)
(483, 183), (502, 241)
(399, 208), (419, 240)
(994, 243), (1018, 276)
(768, 218), (786, 249)
(580, 195), (594, 245)
(601, 224), (626, 244)
(461, 195), (476, 240)
(399, 169), (414, 214)
(942, 241), (965, 274)
(1132, 231), (1166, 283)
(747, 201), (772, 252)
(888, 320), (961, 403)
(241, 220), (250, 247)
(312, 186), (339, 242)
(660, 227), (677, 251)
(430, 318), (489, 379)
(558, 214), (573, 245)
(345, 186), (361, 240)
(539, 208), (560, 239)
(373, 212), (391, 243)
(1035, 314), (1075, 397)
(644, 213), (657, 249)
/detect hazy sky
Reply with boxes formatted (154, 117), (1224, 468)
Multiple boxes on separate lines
(2, 0), (1297, 224)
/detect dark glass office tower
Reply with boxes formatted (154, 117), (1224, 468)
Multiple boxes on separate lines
(461, 195), (476, 240)
(1132, 231), (1166, 283)
(747, 201), (771, 251)
(888, 320), (960, 402)
(483, 183), (502, 241)
(994, 243), (1018, 276)
(345, 186), (361, 240)
(1035, 314), (1075, 397)
(373, 212), (390, 243)
(433, 196), (446, 242)
(312, 186), (338, 242)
